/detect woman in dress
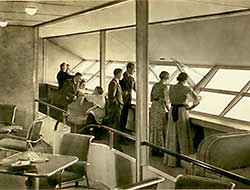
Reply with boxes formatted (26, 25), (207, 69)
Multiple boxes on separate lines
(150, 71), (170, 156)
(164, 72), (201, 167)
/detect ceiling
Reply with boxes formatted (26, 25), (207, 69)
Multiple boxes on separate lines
(0, 0), (115, 26)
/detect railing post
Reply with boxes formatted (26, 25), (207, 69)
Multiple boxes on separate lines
(190, 162), (195, 175)
(46, 105), (50, 116)
(109, 131), (114, 149)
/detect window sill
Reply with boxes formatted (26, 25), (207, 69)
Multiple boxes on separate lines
(190, 111), (250, 132)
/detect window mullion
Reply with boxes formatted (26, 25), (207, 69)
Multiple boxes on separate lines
(194, 65), (219, 93)
(220, 80), (250, 116)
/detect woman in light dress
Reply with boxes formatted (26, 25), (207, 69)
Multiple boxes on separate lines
(149, 71), (170, 156)
(164, 72), (201, 167)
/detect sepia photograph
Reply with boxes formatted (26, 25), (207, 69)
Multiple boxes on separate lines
(0, 0), (249, 189)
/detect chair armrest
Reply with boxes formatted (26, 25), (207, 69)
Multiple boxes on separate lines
(10, 129), (28, 138)
(5, 134), (27, 141)
(65, 161), (89, 174)
(115, 177), (165, 190)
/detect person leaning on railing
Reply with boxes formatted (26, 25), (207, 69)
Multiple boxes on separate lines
(163, 72), (201, 167)
(51, 72), (82, 121)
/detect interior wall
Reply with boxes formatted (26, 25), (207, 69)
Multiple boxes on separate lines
(46, 40), (82, 84)
(0, 26), (35, 126)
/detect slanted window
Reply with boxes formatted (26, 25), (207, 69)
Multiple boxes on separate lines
(206, 69), (250, 91)
(225, 97), (250, 122)
(193, 92), (234, 115)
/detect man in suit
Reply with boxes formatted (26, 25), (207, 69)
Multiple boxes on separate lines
(52, 72), (82, 121)
(120, 62), (136, 144)
(57, 63), (73, 90)
(107, 68), (123, 150)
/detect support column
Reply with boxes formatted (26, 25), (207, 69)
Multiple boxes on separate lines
(33, 27), (40, 119)
(100, 30), (106, 90)
(135, 0), (149, 182)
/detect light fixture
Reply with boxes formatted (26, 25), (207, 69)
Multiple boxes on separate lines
(0, 21), (8, 27)
(25, 7), (38, 16)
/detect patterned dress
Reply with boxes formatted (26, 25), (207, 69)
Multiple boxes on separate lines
(163, 83), (197, 167)
(149, 82), (168, 147)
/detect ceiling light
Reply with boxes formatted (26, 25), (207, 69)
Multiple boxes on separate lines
(0, 21), (8, 27)
(25, 7), (38, 16)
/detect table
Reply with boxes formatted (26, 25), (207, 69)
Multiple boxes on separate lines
(0, 151), (78, 189)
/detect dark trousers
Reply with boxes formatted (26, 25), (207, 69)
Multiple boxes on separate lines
(107, 102), (122, 149)
(120, 104), (130, 132)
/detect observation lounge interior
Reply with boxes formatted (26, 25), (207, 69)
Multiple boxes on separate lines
(1, 0), (250, 189)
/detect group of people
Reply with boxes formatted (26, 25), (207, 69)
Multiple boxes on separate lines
(52, 62), (201, 167)
(52, 62), (136, 151)
(150, 71), (201, 167)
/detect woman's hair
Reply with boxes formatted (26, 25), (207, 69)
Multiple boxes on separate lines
(95, 86), (104, 95)
(177, 72), (188, 82)
(79, 79), (86, 85)
(159, 71), (169, 80)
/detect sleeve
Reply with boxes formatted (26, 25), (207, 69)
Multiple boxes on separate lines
(108, 81), (118, 104)
(188, 86), (199, 102)
(63, 81), (76, 101)
(150, 84), (157, 102)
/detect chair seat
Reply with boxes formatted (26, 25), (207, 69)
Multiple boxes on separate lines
(61, 170), (83, 182)
(0, 138), (26, 151)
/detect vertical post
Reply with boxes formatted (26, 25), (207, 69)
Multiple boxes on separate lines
(100, 30), (106, 90)
(33, 27), (40, 120)
(136, 0), (149, 182)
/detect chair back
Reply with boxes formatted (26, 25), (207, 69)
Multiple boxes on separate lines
(175, 175), (235, 189)
(115, 177), (165, 190)
(59, 133), (94, 161)
(0, 104), (16, 125)
(26, 119), (44, 142)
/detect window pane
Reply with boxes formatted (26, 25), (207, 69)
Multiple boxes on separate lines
(149, 71), (158, 82)
(193, 92), (234, 115)
(152, 65), (177, 77)
(206, 69), (250, 91)
(106, 62), (127, 77)
(182, 67), (210, 84)
(72, 60), (95, 74)
(86, 77), (99, 90)
(225, 97), (250, 122)
(87, 61), (100, 74)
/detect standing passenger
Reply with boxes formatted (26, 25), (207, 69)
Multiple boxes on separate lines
(120, 62), (136, 144)
(57, 62), (73, 90)
(107, 69), (124, 151)
(164, 72), (201, 167)
(149, 71), (169, 156)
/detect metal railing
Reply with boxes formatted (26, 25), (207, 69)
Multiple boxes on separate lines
(83, 124), (136, 149)
(83, 124), (250, 186)
(35, 99), (250, 186)
(35, 99), (70, 124)
(141, 141), (250, 186)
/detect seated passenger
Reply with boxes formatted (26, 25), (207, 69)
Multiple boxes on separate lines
(80, 87), (106, 138)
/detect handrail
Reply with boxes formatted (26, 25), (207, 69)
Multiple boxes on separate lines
(35, 99), (70, 116)
(83, 124), (136, 141)
(62, 121), (250, 186)
(114, 177), (165, 190)
(141, 141), (250, 186)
